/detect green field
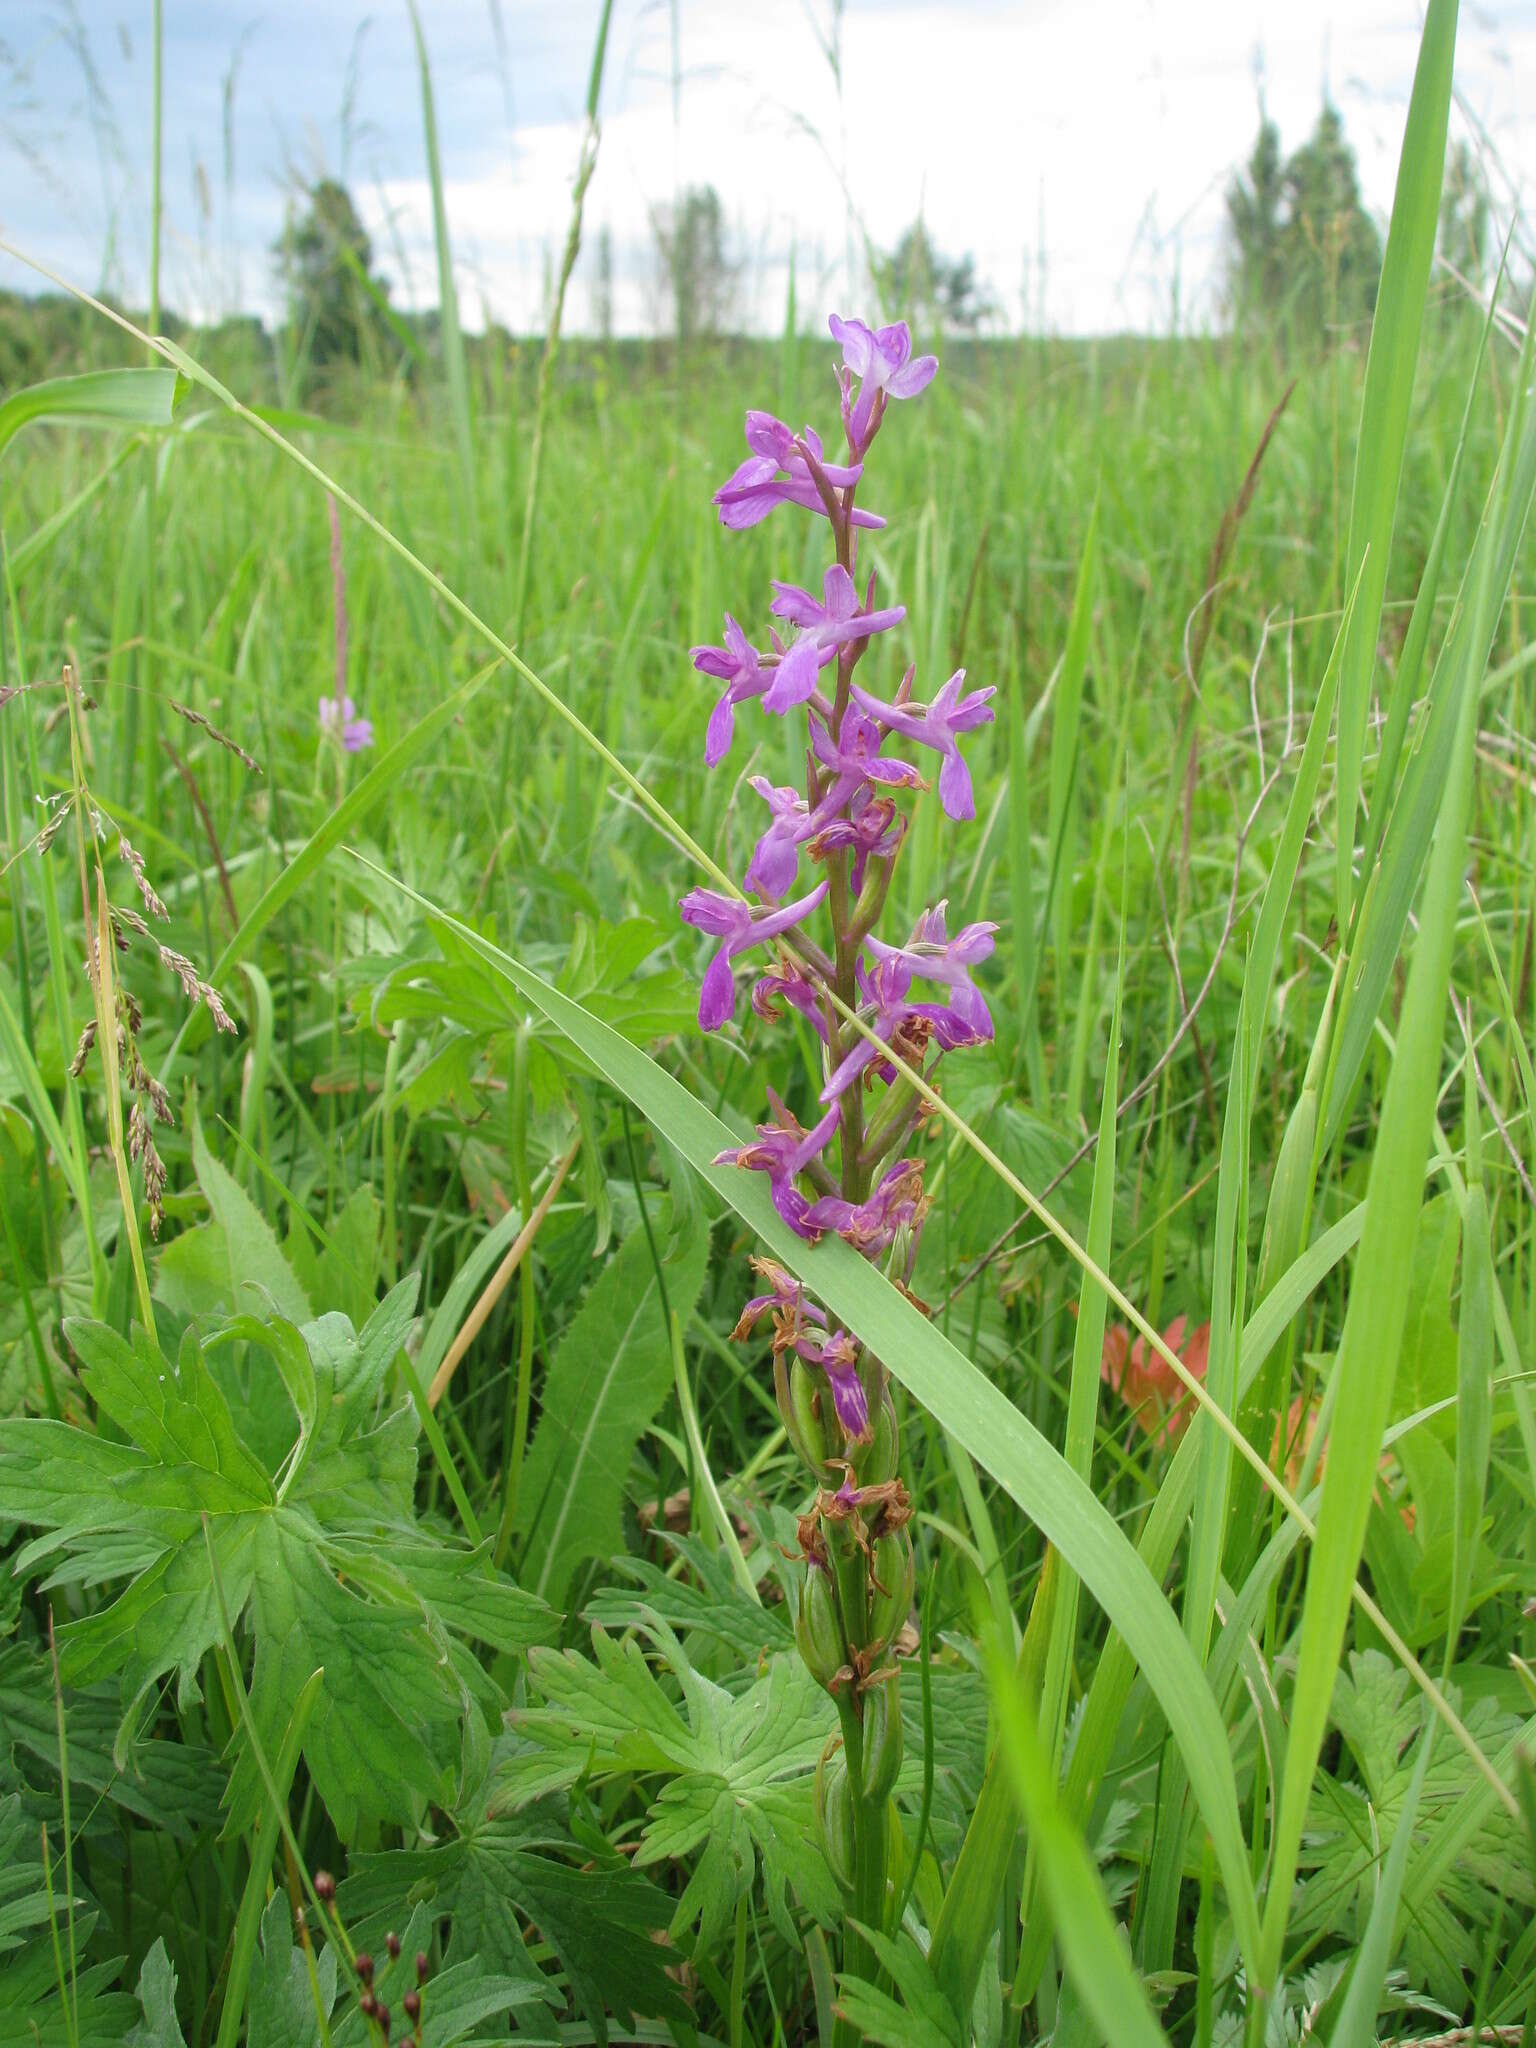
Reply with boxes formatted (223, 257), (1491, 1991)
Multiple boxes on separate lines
(3, 8), (1536, 2044)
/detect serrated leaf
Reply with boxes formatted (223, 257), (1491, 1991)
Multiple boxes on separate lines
(508, 1626), (839, 1949)
(512, 1218), (708, 1608)
(2, 1303), (529, 1836)
(67, 1319), (272, 1511)
(246, 1890), (338, 2048)
(584, 1530), (795, 1662)
(0, 1796), (139, 2045)
(157, 1116), (312, 1325)
(340, 1798), (687, 2045)
(835, 1926), (964, 2048)
(0, 1643), (224, 1835)
(127, 1939), (188, 2047)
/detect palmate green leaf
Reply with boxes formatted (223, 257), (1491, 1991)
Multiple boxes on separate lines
(0, 1292), (554, 1835)
(504, 1624), (840, 1950)
(340, 1794), (689, 2045)
(1290, 1653), (1531, 2010)
(367, 880), (1265, 1977)
(512, 1215), (709, 1608)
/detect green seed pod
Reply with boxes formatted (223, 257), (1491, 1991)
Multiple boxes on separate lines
(814, 1744), (855, 1891)
(868, 1528), (914, 1651)
(795, 1563), (846, 1690)
(858, 1676), (903, 1805)
(784, 1356), (834, 1476)
(856, 1388), (899, 1486)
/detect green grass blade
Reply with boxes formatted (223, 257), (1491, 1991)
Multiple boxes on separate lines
(1449, 1039), (1493, 1655)
(1259, 463), (1485, 1984)
(1326, 1719), (1435, 2048)
(1323, 288), (1536, 1151)
(1017, 979), (1119, 1999)
(214, 1669), (324, 2048)
(987, 1637), (1169, 2048)
(1045, 496), (1098, 1005)
(407, 0), (477, 538)
(0, 368), (180, 461)
(1332, 0), (1458, 927)
(929, 1551), (1059, 2022)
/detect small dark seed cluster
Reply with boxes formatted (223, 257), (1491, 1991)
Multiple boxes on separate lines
(310, 1873), (431, 2047)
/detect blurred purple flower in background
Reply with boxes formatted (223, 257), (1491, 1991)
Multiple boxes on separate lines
(318, 694), (374, 754)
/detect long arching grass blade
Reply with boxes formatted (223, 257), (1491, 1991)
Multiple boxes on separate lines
(1332, 0), (1458, 927)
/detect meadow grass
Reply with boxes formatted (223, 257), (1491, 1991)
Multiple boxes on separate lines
(1, 128), (1535, 2044)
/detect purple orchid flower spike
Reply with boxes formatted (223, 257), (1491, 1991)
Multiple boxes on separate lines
(852, 667), (997, 820)
(763, 565), (906, 714)
(318, 694), (373, 753)
(679, 879), (830, 1030)
(865, 902), (998, 1037)
(809, 705), (926, 815)
(714, 412), (885, 531)
(804, 1157), (930, 1258)
(829, 315), (938, 451)
(714, 1096), (841, 1237)
(692, 615), (770, 765)
(797, 1328), (870, 1439)
(744, 777), (815, 899)
(688, 310), (1006, 1796)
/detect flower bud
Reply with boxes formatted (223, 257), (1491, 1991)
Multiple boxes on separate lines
(795, 1562), (846, 1689)
(858, 1675), (903, 1805)
(814, 1743), (855, 1891)
(312, 1870), (335, 1902)
(415, 1952), (429, 1985)
(868, 1527), (914, 1652)
(356, 1953), (374, 1985)
(386, 1932), (401, 1961)
(403, 1989), (421, 2021)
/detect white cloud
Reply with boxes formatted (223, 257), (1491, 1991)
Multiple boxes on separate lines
(3, 0), (1534, 334)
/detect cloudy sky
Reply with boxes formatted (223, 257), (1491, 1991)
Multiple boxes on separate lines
(2, 2), (1533, 336)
